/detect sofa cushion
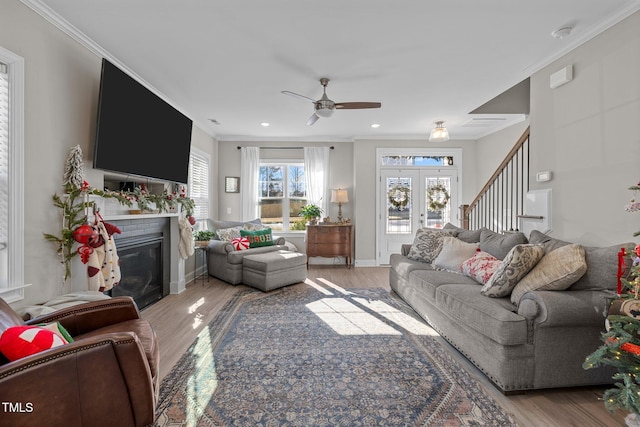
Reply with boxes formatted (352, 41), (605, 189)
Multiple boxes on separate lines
(410, 268), (479, 301)
(480, 229), (528, 260)
(461, 250), (501, 284)
(432, 236), (479, 272)
(529, 230), (635, 291)
(443, 223), (482, 243)
(406, 228), (453, 263)
(511, 244), (588, 305)
(435, 284), (527, 346)
(481, 244), (545, 298)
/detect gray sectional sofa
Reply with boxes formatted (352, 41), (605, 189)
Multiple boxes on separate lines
(389, 225), (633, 393)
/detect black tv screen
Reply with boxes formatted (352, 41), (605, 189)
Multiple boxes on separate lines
(93, 58), (193, 184)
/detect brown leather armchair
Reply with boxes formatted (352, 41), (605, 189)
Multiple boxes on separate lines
(0, 296), (159, 427)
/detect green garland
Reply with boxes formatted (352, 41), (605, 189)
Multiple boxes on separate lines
(388, 186), (410, 210)
(427, 184), (450, 211)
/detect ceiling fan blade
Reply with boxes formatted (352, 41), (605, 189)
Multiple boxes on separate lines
(306, 113), (320, 126)
(335, 102), (381, 109)
(281, 90), (316, 103)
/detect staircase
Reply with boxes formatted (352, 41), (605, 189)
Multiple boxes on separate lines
(460, 126), (530, 232)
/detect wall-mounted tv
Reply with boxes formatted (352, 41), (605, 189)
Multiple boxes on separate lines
(93, 58), (193, 184)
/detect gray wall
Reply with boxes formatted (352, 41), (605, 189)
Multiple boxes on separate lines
(1, 0), (217, 306)
(529, 11), (640, 246)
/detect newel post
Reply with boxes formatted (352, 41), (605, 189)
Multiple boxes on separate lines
(460, 204), (469, 230)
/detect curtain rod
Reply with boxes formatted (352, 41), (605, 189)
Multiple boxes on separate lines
(237, 146), (334, 150)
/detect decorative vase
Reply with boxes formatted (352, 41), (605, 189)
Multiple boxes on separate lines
(195, 240), (209, 248)
(627, 413), (640, 427)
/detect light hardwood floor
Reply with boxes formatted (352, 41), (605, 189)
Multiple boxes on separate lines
(142, 266), (627, 427)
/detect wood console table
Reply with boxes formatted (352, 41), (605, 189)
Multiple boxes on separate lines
(306, 224), (353, 267)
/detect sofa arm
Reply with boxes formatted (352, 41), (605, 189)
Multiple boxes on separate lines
(26, 296), (141, 337)
(0, 332), (155, 427)
(517, 289), (612, 327)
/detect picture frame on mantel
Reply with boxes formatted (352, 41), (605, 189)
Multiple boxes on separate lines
(225, 176), (240, 193)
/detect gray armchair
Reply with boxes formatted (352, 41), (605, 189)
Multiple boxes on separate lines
(205, 218), (289, 284)
(206, 237), (287, 284)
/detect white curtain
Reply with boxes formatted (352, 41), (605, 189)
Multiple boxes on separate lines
(303, 146), (330, 216)
(241, 147), (260, 221)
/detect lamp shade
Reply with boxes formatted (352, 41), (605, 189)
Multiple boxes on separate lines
(429, 121), (450, 142)
(331, 189), (349, 204)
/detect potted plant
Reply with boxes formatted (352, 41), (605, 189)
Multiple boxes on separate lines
(194, 230), (216, 248)
(299, 204), (324, 225)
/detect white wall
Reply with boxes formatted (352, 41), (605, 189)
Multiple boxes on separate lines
(529, 11), (640, 246)
(1, 0), (216, 307)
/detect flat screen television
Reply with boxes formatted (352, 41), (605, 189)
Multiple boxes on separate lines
(93, 58), (193, 184)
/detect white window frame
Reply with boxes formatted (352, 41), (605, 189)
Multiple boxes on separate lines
(259, 160), (306, 233)
(188, 147), (210, 221)
(0, 46), (25, 303)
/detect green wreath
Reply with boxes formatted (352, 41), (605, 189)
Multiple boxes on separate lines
(427, 184), (450, 211)
(388, 186), (410, 210)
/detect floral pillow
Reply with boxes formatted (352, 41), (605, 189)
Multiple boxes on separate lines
(216, 226), (242, 242)
(480, 244), (545, 298)
(461, 250), (501, 284)
(406, 228), (453, 263)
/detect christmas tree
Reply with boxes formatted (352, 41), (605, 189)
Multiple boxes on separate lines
(583, 182), (640, 418)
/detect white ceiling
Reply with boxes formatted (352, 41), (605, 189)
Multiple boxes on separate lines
(25, 0), (640, 142)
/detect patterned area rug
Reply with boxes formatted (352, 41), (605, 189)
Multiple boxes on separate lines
(155, 284), (516, 426)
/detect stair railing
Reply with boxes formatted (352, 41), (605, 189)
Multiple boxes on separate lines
(460, 126), (530, 232)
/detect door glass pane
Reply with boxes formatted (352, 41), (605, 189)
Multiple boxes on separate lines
(386, 177), (412, 234)
(425, 177), (451, 229)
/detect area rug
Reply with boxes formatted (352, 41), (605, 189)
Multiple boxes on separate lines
(155, 284), (516, 426)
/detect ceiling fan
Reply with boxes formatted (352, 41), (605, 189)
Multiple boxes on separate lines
(282, 78), (381, 126)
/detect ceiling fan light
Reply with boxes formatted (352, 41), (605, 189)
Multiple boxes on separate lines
(429, 121), (450, 142)
(316, 108), (334, 118)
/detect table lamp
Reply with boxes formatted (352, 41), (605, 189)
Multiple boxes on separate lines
(331, 189), (349, 223)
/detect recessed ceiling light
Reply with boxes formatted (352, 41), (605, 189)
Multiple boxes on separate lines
(371, 123), (380, 128)
(208, 119), (220, 125)
(260, 122), (270, 127)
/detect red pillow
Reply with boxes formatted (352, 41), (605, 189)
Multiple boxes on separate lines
(0, 325), (69, 362)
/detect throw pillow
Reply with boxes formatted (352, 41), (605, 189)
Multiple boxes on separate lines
(240, 228), (274, 248)
(479, 229), (528, 260)
(461, 250), (501, 284)
(480, 244), (545, 298)
(510, 243), (588, 305)
(443, 223), (483, 243)
(216, 226), (242, 242)
(36, 322), (74, 343)
(231, 237), (250, 251)
(0, 325), (69, 362)
(406, 228), (453, 263)
(432, 237), (480, 272)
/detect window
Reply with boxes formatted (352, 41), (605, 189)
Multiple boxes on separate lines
(259, 162), (306, 231)
(0, 47), (25, 302)
(188, 148), (209, 220)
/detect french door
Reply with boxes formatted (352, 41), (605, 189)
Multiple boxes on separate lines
(377, 169), (458, 265)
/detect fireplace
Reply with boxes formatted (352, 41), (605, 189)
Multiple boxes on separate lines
(107, 217), (171, 310)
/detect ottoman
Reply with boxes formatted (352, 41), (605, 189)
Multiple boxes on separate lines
(242, 250), (308, 291)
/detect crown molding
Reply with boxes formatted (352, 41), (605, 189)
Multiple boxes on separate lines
(18, 0), (215, 137)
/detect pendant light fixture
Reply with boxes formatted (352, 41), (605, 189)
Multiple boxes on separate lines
(429, 121), (450, 142)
